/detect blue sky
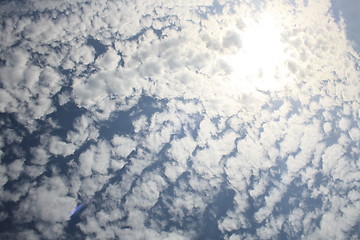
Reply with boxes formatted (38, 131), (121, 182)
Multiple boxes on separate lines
(330, 0), (360, 52)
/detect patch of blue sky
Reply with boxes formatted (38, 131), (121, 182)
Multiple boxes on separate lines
(330, 0), (360, 52)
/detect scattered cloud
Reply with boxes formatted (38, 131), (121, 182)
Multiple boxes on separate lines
(0, 0), (359, 239)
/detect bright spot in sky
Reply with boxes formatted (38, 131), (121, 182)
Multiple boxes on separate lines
(227, 15), (287, 92)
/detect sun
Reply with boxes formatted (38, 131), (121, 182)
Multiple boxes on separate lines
(225, 14), (287, 93)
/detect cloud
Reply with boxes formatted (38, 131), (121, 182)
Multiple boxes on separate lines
(71, 44), (95, 65)
(0, 48), (63, 131)
(0, 0), (359, 239)
(111, 135), (137, 158)
(11, 176), (76, 239)
(0, 165), (8, 189)
(48, 136), (76, 157)
(66, 114), (99, 146)
(0, 88), (17, 112)
(78, 140), (111, 177)
(125, 171), (167, 209)
(165, 135), (197, 182)
(192, 130), (237, 183)
(7, 158), (25, 180)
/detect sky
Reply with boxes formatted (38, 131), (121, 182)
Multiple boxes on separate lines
(0, 0), (359, 239)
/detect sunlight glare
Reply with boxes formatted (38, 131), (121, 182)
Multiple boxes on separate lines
(227, 15), (286, 92)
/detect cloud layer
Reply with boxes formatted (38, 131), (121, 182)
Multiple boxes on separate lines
(0, 0), (359, 239)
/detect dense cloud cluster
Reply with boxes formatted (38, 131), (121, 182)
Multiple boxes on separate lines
(0, 0), (359, 239)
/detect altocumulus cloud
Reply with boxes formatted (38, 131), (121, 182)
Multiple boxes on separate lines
(0, 0), (359, 239)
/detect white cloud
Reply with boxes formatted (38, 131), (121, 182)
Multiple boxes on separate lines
(167, 135), (197, 166)
(67, 114), (99, 146)
(256, 215), (285, 239)
(0, 88), (17, 112)
(57, 91), (71, 106)
(71, 44), (95, 65)
(0, 47), (64, 131)
(48, 136), (76, 157)
(15, 230), (40, 240)
(321, 143), (346, 177)
(7, 158), (25, 180)
(132, 115), (148, 134)
(11, 176), (75, 239)
(0, 165), (8, 189)
(166, 180), (207, 223)
(24, 165), (46, 178)
(349, 127), (360, 141)
(192, 130), (237, 183)
(30, 147), (49, 165)
(91, 141), (111, 174)
(78, 140), (111, 176)
(2, 128), (22, 145)
(338, 117), (352, 131)
(78, 174), (110, 199)
(95, 49), (119, 71)
(254, 185), (286, 223)
(249, 175), (269, 199)
(323, 121), (332, 134)
(125, 171), (167, 209)
(288, 208), (305, 233)
(78, 148), (94, 177)
(111, 135), (137, 158)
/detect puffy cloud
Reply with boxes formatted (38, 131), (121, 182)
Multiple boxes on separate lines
(11, 176), (75, 239)
(66, 114), (99, 146)
(48, 136), (76, 157)
(349, 127), (360, 141)
(125, 171), (167, 209)
(192, 130), (237, 183)
(338, 117), (352, 131)
(7, 158), (25, 180)
(95, 49), (119, 71)
(0, 47), (63, 131)
(111, 135), (137, 158)
(71, 44), (95, 65)
(78, 140), (111, 176)
(30, 147), (49, 165)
